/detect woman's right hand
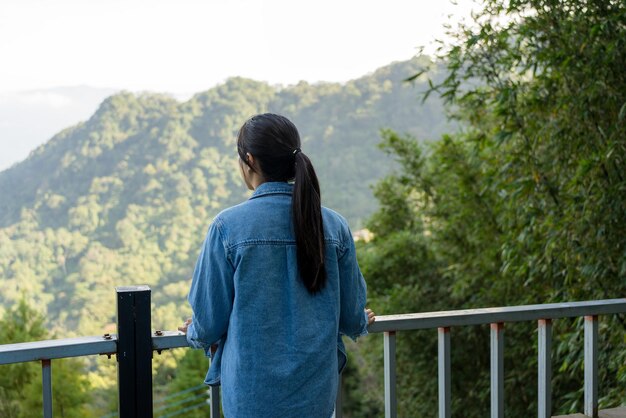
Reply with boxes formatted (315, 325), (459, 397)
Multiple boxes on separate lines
(366, 308), (376, 325)
(178, 318), (192, 334)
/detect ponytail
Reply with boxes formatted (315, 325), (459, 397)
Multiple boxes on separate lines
(237, 113), (327, 293)
(292, 151), (327, 293)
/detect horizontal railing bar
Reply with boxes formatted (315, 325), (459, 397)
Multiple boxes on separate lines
(152, 331), (189, 350)
(367, 299), (626, 333)
(2, 299), (624, 365)
(0, 336), (117, 365)
(0, 332), (190, 365)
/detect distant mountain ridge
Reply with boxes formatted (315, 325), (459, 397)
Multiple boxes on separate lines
(0, 56), (450, 228)
(0, 56), (452, 333)
(0, 85), (119, 171)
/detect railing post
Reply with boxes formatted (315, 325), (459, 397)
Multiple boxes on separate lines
(209, 385), (220, 418)
(384, 331), (397, 418)
(490, 322), (504, 418)
(584, 315), (598, 418)
(438, 327), (451, 418)
(42, 359), (52, 418)
(116, 285), (153, 418)
(538, 319), (552, 418)
(334, 372), (343, 418)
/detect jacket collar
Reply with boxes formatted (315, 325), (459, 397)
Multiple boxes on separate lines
(249, 181), (293, 200)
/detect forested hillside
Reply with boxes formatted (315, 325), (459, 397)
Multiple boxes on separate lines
(0, 56), (450, 336)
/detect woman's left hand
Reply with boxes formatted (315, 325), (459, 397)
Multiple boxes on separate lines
(178, 318), (192, 334)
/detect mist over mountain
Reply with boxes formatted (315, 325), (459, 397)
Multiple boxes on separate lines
(0, 86), (119, 171)
(0, 56), (452, 333)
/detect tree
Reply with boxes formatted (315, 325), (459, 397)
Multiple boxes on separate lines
(155, 348), (212, 418)
(0, 300), (94, 418)
(350, 1), (626, 416)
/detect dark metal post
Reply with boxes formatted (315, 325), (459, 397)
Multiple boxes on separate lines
(42, 359), (52, 418)
(335, 372), (343, 418)
(116, 285), (153, 418)
(210, 385), (220, 418)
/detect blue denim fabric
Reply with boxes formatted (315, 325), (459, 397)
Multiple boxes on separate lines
(186, 181), (369, 418)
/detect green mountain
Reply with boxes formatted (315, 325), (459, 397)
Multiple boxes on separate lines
(0, 56), (451, 334)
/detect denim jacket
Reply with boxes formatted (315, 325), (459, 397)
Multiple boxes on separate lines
(186, 181), (368, 418)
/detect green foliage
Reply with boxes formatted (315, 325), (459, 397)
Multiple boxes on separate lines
(154, 349), (212, 418)
(346, 1), (626, 416)
(0, 300), (94, 417)
(0, 300), (47, 402)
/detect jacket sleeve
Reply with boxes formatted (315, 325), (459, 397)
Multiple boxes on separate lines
(337, 224), (369, 341)
(186, 218), (235, 351)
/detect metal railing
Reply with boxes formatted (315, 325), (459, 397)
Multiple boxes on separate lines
(0, 286), (624, 418)
(368, 299), (626, 418)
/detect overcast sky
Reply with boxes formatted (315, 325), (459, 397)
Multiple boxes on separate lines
(0, 0), (475, 170)
(0, 0), (475, 93)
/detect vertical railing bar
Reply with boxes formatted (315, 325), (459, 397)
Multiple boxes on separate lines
(116, 285), (152, 418)
(490, 322), (504, 418)
(117, 289), (136, 417)
(42, 359), (53, 418)
(438, 327), (451, 418)
(584, 315), (598, 418)
(384, 331), (397, 418)
(538, 319), (552, 418)
(335, 372), (343, 418)
(134, 289), (153, 416)
(209, 385), (220, 418)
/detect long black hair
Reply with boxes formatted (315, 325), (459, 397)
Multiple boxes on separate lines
(237, 113), (326, 293)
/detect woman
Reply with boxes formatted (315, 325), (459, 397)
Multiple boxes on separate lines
(179, 113), (374, 418)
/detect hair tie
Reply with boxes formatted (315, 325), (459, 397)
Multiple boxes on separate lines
(292, 148), (302, 156)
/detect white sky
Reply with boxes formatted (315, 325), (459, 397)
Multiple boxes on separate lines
(0, 0), (478, 170)
(0, 0), (476, 94)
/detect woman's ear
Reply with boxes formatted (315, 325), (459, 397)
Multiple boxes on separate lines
(246, 153), (256, 170)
